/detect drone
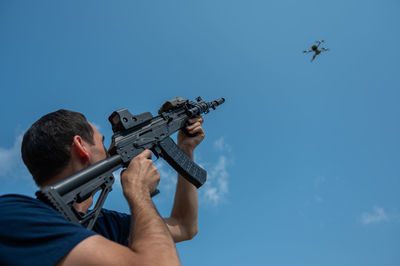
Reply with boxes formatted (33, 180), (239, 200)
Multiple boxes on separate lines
(303, 40), (329, 62)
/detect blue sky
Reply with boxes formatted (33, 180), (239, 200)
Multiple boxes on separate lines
(1, 1), (399, 265)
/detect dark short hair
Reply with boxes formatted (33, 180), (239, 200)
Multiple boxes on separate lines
(21, 109), (94, 186)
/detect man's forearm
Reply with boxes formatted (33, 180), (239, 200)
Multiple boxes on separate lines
(168, 147), (199, 241)
(128, 194), (180, 264)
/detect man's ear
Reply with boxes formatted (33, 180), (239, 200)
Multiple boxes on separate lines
(72, 135), (90, 162)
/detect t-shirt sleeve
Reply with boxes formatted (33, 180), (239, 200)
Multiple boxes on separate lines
(0, 195), (97, 266)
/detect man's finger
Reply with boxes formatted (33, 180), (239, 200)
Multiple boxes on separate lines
(140, 149), (152, 159)
(186, 121), (202, 131)
(187, 126), (204, 136)
(188, 116), (203, 125)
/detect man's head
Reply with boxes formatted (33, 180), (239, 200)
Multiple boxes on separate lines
(21, 110), (96, 186)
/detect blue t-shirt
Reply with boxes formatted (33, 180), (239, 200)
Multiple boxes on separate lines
(0, 194), (131, 266)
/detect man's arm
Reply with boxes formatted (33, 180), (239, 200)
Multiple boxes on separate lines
(57, 150), (181, 266)
(164, 116), (204, 242)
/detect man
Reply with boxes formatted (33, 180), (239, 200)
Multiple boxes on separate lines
(0, 109), (205, 265)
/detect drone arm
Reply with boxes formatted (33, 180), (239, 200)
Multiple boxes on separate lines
(311, 54), (317, 62)
(315, 40), (324, 47)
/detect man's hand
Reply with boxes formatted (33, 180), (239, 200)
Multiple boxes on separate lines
(120, 150), (160, 202)
(177, 116), (205, 153)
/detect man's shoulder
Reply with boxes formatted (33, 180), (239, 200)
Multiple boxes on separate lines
(1, 193), (39, 202)
(0, 193), (53, 212)
(0, 193), (69, 226)
(0, 193), (41, 206)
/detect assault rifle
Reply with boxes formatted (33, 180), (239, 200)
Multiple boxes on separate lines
(36, 96), (225, 229)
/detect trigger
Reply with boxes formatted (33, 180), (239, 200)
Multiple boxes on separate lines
(152, 145), (162, 159)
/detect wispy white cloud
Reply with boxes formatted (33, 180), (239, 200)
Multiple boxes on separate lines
(154, 160), (177, 191)
(361, 206), (389, 225)
(213, 137), (232, 152)
(0, 134), (24, 177)
(201, 155), (229, 206)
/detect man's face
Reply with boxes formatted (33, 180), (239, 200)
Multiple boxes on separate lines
(88, 123), (108, 165)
